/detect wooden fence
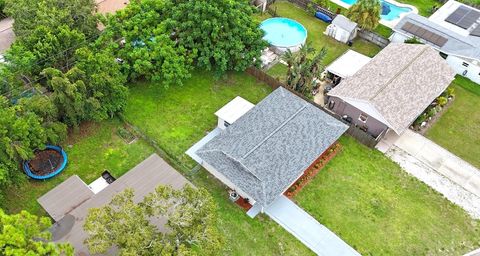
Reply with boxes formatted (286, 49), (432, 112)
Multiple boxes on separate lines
(358, 29), (390, 48)
(245, 67), (381, 148)
(286, 0), (338, 18)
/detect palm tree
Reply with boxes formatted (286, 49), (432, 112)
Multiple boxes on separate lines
(346, 0), (381, 31)
(282, 43), (326, 96)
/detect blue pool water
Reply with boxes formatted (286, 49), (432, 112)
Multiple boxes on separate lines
(260, 18), (307, 48)
(340, 0), (412, 21)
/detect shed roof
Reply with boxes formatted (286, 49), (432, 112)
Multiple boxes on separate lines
(43, 154), (190, 254)
(197, 87), (348, 207)
(332, 15), (358, 33)
(215, 96), (255, 124)
(328, 43), (456, 135)
(326, 50), (371, 78)
(38, 175), (94, 222)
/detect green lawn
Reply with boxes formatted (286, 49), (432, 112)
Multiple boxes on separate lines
(3, 119), (155, 215)
(124, 71), (315, 255)
(396, 0), (440, 16)
(259, 1), (381, 65)
(296, 136), (480, 255)
(426, 76), (480, 169)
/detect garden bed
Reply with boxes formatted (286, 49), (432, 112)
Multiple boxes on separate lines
(285, 143), (341, 198)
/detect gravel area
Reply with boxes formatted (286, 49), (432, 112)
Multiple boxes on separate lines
(386, 146), (480, 219)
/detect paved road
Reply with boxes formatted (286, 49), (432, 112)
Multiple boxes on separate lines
(265, 196), (360, 256)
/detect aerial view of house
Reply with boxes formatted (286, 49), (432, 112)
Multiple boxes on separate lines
(327, 43), (455, 138)
(1, 0), (480, 255)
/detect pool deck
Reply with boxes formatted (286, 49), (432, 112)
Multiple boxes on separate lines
(329, 0), (418, 28)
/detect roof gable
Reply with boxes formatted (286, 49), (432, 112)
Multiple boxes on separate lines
(197, 88), (348, 206)
(328, 43), (456, 134)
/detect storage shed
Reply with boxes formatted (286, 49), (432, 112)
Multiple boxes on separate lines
(325, 15), (358, 43)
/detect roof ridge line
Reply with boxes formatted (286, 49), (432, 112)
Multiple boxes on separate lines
(368, 46), (428, 101)
(241, 104), (307, 160)
(201, 149), (264, 182)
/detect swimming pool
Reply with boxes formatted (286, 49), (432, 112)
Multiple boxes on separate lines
(260, 18), (307, 52)
(340, 0), (412, 21)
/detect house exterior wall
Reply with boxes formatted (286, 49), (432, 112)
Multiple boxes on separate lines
(200, 161), (257, 205)
(217, 118), (228, 130)
(446, 55), (480, 85)
(327, 96), (389, 138)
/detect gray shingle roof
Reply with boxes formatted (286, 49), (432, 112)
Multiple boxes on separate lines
(197, 87), (348, 207)
(328, 43), (456, 134)
(332, 15), (358, 33)
(394, 13), (480, 60)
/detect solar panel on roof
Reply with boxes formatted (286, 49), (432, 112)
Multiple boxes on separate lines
(459, 10), (480, 28)
(401, 21), (448, 47)
(445, 6), (469, 24)
(471, 25), (480, 37)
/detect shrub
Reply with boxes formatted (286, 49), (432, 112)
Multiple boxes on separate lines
(437, 96), (448, 107)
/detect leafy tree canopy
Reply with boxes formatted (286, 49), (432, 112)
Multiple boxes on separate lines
(84, 185), (222, 255)
(0, 209), (73, 256)
(0, 97), (48, 185)
(4, 0), (97, 38)
(169, 0), (267, 73)
(100, 0), (265, 86)
(346, 0), (381, 31)
(99, 0), (192, 86)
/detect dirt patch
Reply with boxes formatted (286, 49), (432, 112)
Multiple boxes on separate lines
(27, 149), (64, 176)
(66, 121), (100, 144)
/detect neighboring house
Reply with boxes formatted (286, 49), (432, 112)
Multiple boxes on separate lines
(325, 15), (358, 44)
(193, 87), (348, 213)
(327, 43), (455, 139)
(37, 154), (190, 254)
(0, 0), (129, 54)
(391, 0), (480, 84)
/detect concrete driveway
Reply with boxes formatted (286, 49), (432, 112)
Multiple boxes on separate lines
(265, 196), (360, 256)
(379, 129), (480, 219)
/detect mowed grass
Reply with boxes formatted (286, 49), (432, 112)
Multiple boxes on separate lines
(3, 119), (154, 215)
(124, 70), (273, 168)
(296, 136), (480, 255)
(124, 71), (315, 255)
(396, 0), (441, 16)
(259, 1), (381, 65)
(426, 76), (480, 168)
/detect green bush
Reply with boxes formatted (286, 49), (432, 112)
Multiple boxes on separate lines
(414, 114), (427, 126)
(0, 0), (5, 18)
(437, 96), (448, 107)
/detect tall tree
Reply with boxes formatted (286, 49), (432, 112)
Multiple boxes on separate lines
(4, 0), (97, 38)
(169, 0), (267, 73)
(5, 25), (87, 77)
(84, 185), (222, 255)
(0, 96), (47, 185)
(346, 0), (381, 31)
(99, 0), (192, 86)
(283, 43), (327, 96)
(0, 209), (73, 256)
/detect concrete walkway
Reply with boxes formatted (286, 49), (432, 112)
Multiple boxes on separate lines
(265, 196), (360, 256)
(379, 129), (480, 219)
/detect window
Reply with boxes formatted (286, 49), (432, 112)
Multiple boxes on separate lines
(328, 100), (335, 110)
(439, 52), (448, 60)
(462, 62), (469, 67)
(358, 113), (368, 123)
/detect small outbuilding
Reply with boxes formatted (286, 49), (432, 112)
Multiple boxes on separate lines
(325, 50), (371, 83)
(325, 15), (358, 44)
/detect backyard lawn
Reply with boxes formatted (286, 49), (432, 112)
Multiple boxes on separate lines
(2, 119), (155, 215)
(397, 0), (441, 16)
(124, 70), (480, 255)
(296, 136), (480, 255)
(124, 71), (315, 255)
(426, 76), (480, 169)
